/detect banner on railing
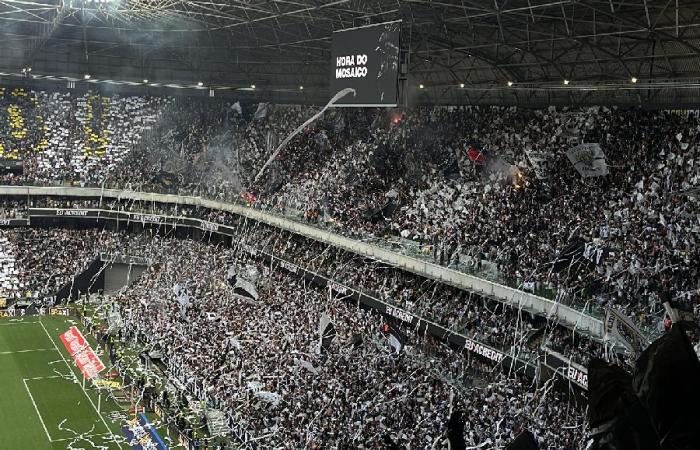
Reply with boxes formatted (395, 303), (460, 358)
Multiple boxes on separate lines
(0, 218), (29, 227)
(55, 209), (90, 216)
(464, 338), (506, 364)
(49, 307), (72, 316)
(0, 306), (72, 318)
(542, 348), (588, 390)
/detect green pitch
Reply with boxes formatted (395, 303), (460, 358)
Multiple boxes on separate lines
(0, 315), (130, 450)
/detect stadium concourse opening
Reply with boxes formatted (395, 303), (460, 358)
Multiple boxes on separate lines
(0, 1), (699, 449)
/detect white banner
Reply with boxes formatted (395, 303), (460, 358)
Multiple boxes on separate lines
(566, 143), (608, 177)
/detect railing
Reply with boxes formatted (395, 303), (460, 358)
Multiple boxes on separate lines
(2, 184), (604, 338)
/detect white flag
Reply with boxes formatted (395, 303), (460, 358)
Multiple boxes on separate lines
(566, 143), (608, 177)
(604, 308), (649, 355)
(254, 103), (270, 120)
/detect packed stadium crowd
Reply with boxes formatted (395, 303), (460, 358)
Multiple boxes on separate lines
(0, 87), (164, 184)
(0, 86), (698, 446)
(0, 228), (112, 300)
(248, 106), (699, 335)
(107, 233), (587, 449)
(4, 196), (607, 368)
(0, 225), (589, 447)
(0, 88), (697, 336)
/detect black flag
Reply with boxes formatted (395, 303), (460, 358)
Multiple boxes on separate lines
(226, 265), (237, 287)
(382, 434), (401, 450)
(551, 238), (594, 275)
(632, 325), (700, 449)
(446, 410), (466, 450)
(382, 321), (405, 355)
(321, 323), (336, 351)
(319, 313), (336, 354)
(505, 430), (540, 450)
(587, 358), (658, 450)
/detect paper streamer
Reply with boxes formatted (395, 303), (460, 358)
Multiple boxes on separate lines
(249, 88), (356, 188)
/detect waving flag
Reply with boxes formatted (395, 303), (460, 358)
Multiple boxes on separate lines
(566, 143), (608, 177)
(632, 325), (700, 448)
(466, 146), (486, 165)
(505, 430), (540, 450)
(604, 308), (649, 356)
(586, 359), (657, 450)
(254, 102), (270, 119)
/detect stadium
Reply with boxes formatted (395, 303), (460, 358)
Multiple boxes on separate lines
(0, 0), (699, 449)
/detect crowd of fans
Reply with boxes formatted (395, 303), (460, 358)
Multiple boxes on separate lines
(0, 228), (112, 299)
(0, 86), (698, 446)
(0, 87), (163, 184)
(0, 89), (697, 337)
(8, 195), (609, 368)
(17, 188), (700, 365)
(249, 107), (699, 335)
(0, 218), (694, 447)
(106, 232), (586, 449)
(0, 223), (589, 447)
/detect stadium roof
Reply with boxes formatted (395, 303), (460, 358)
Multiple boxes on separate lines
(1, 0), (700, 107)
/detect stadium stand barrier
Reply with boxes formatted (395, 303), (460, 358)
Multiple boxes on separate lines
(3, 185), (605, 339)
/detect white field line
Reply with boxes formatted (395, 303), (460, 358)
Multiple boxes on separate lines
(24, 378), (112, 444)
(24, 375), (64, 381)
(0, 321), (40, 326)
(0, 348), (54, 355)
(23, 378), (54, 442)
(39, 318), (125, 450)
